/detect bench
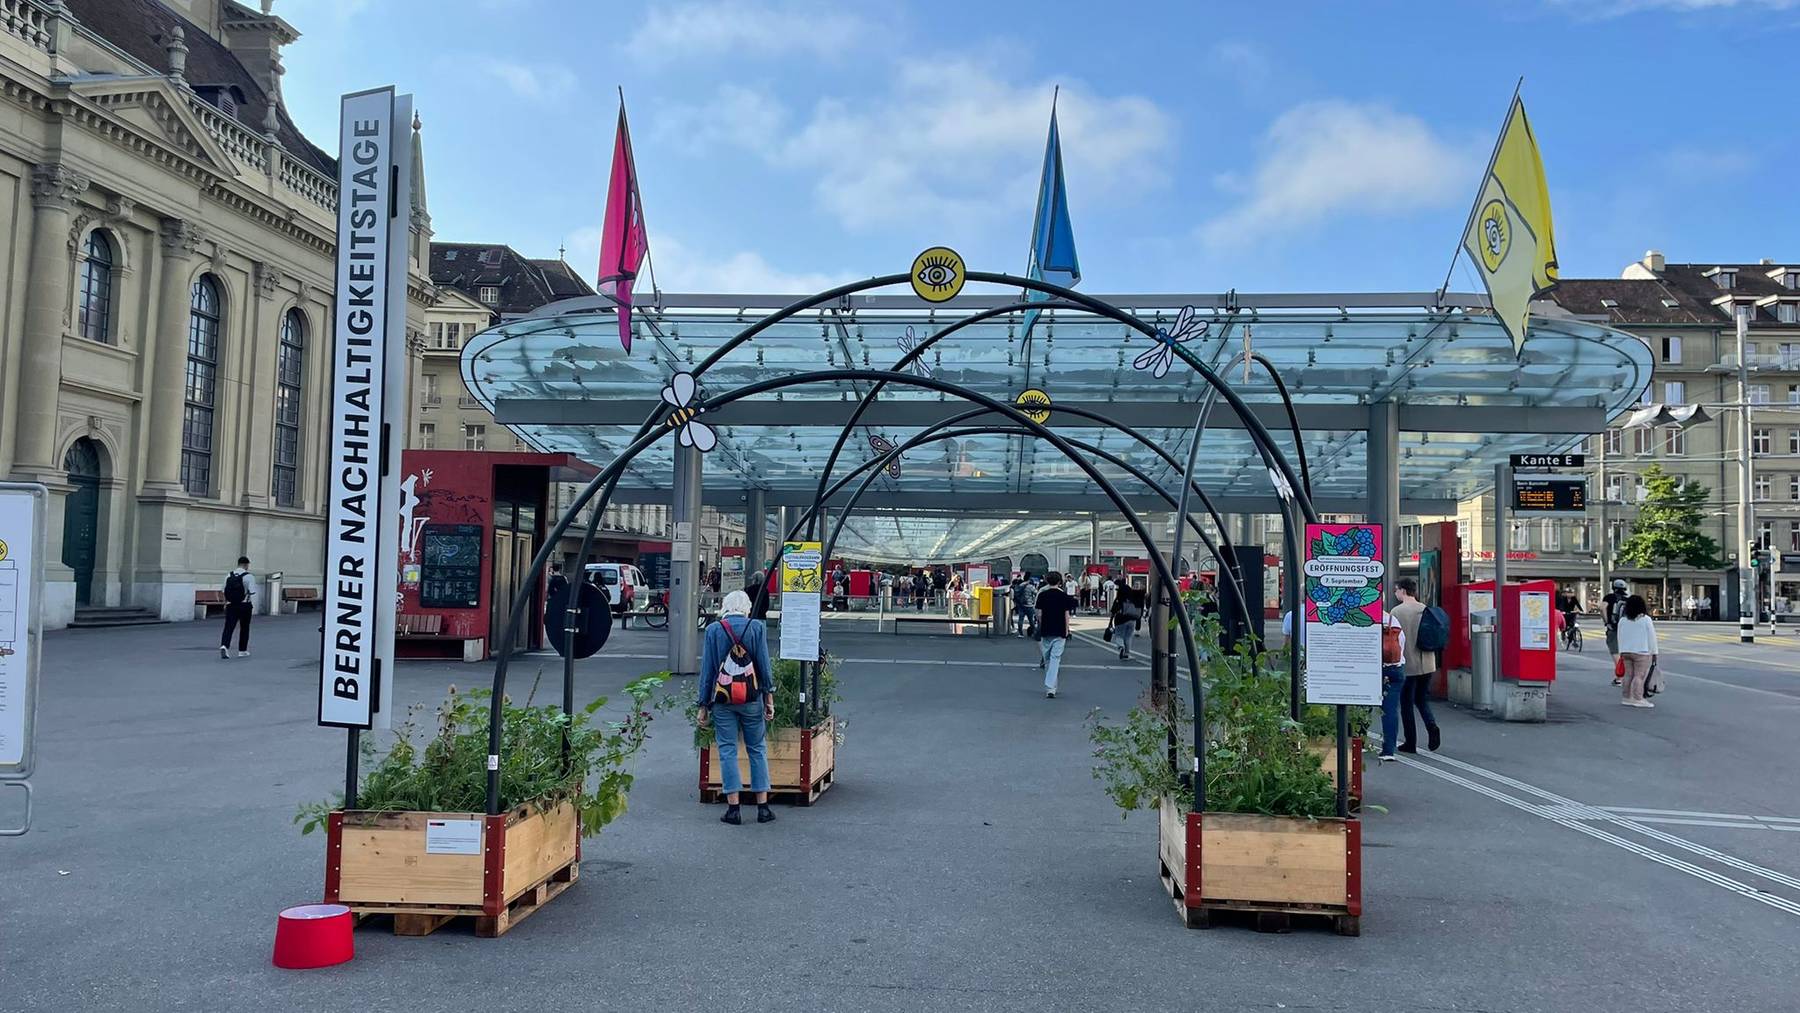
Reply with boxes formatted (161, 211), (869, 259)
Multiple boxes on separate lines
(394, 613), (486, 663)
(397, 614), (445, 637)
(889, 614), (991, 637)
(282, 587), (321, 613)
(194, 589), (227, 619)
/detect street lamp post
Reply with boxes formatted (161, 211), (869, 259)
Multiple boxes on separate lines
(1736, 305), (1755, 644)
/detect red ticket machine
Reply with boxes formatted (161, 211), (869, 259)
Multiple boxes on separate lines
(1461, 578), (1558, 682)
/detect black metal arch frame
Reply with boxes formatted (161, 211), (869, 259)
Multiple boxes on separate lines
(410, 268), (1344, 827)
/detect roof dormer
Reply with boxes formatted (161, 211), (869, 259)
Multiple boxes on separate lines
(1704, 266), (1737, 290)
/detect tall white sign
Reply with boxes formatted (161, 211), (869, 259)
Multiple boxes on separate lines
(0, 484), (45, 778)
(320, 88), (410, 729)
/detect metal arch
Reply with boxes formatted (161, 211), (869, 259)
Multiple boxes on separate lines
(480, 368), (1211, 816)
(811, 424), (1256, 639)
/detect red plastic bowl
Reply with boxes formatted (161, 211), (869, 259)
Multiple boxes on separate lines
(272, 903), (354, 969)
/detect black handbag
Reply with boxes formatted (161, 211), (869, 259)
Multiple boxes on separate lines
(1102, 625), (1113, 642)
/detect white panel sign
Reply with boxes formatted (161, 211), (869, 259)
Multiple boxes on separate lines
(424, 818), (482, 855)
(0, 484), (45, 777)
(320, 88), (408, 729)
(1520, 590), (1551, 650)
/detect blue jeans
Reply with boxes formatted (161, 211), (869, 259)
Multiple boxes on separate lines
(1379, 664), (1405, 756)
(1014, 605), (1036, 635)
(1113, 621), (1136, 658)
(1041, 636), (1067, 692)
(712, 700), (770, 797)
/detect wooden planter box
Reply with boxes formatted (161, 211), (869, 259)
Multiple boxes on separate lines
(1305, 736), (1364, 807)
(699, 717), (835, 805)
(324, 800), (580, 938)
(1158, 797), (1361, 935)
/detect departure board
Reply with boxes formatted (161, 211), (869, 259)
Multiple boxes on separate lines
(1512, 478), (1586, 514)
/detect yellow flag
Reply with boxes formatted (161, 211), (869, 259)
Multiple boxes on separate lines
(1461, 96), (1558, 355)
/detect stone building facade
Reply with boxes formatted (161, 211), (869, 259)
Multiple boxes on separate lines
(0, 0), (434, 627)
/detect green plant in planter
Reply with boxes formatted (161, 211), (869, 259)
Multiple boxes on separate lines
(681, 653), (838, 750)
(295, 671), (668, 836)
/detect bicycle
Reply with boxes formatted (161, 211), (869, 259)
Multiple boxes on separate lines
(1560, 622), (1582, 652)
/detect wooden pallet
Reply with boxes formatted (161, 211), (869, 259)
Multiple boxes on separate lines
(351, 858), (579, 938)
(1159, 857), (1358, 935)
(700, 767), (833, 806)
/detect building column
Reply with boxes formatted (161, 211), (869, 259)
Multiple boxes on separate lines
(11, 164), (89, 481)
(131, 219), (204, 620)
(667, 444), (703, 675)
(744, 487), (768, 581)
(1366, 402), (1401, 588)
(1089, 514), (1100, 567)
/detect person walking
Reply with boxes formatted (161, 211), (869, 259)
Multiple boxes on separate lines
(696, 590), (778, 825)
(1390, 578), (1441, 753)
(1034, 571), (1078, 698)
(1377, 609), (1406, 761)
(1616, 594), (1659, 708)
(219, 556), (257, 659)
(1602, 579), (1628, 686)
(1109, 583), (1145, 661)
(1011, 575), (1038, 637)
(1682, 593), (1697, 621)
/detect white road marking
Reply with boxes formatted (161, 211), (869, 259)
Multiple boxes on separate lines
(1409, 750), (1800, 898)
(1398, 756), (1800, 919)
(604, 652), (1134, 672)
(1602, 806), (1800, 826)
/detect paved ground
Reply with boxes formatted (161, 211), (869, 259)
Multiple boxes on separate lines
(2, 613), (1798, 1012)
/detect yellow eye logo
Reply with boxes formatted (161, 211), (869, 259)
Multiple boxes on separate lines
(0, 538), (8, 563)
(1015, 388), (1052, 425)
(910, 246), (966, 303)
(1477, 199), (1509, 273)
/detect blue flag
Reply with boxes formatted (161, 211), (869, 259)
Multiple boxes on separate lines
(1020, 101), (1079, 342)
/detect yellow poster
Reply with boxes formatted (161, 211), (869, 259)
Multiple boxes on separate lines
(780, 541), (823, 594)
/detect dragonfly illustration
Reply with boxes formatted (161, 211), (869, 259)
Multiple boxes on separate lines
(660, 371), (717, 452)
(896, 326), (934, 378)
(868, 433), (902, 478)
(1132, 305), (1210, 379)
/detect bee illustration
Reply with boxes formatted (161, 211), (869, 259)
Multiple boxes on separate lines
(896, 326), (934, 378)
(660, 371), (717, 452)
(868, 434), (902, 478)
(1132, 305), (1209, 379)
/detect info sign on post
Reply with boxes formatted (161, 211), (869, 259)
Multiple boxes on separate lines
(319, 87), (412, 730)
(1302, 523), (1385, 706)
(779, 541), (823, 662)
(0, 484), (46, 781)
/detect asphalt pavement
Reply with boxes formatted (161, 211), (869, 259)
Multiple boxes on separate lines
(1, 613), (1796, 1012)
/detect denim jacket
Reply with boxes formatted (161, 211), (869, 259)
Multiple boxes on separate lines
(697, 615), (774, 707)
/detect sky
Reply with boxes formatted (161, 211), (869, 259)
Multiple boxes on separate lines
(276, 0), (1800, 296)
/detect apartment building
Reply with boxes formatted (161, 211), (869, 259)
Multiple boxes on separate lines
(1453, 251), (1800, 614)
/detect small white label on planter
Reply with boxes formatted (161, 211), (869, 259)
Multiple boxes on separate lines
(425, 818), (482, 855)
(487, 753), (499, 771)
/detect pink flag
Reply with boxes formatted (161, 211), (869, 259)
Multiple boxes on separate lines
(597, 102), (647, 353)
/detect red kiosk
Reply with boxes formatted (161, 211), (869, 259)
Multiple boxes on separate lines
(393, 450), (598, 661)
(1460, 578), (1559, 683)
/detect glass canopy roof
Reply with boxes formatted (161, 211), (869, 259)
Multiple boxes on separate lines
(463, 288), (1649, 501)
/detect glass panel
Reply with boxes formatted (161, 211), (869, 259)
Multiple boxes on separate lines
(79, 231), (113, 343)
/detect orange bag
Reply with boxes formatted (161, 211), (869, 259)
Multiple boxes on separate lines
(1614, 656), (1626, 679)
(1381, 623), (1403, 665)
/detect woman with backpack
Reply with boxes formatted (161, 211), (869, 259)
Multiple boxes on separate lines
(696, 590), (777, 825)
(1109, 584), (1145, 661)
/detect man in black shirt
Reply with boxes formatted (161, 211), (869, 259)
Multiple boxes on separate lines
(1034, 571), (1079, 699)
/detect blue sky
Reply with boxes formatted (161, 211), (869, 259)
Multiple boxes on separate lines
(278, 0), (1799, 295)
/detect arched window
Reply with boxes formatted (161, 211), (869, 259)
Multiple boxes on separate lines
(181, 275), (221, 496)
(273, 308), (305, 507)
(78, 230), (114, 343)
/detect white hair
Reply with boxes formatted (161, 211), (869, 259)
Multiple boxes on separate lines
(720, 590), (753, 617)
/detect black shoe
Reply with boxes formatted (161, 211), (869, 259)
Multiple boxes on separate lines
(756, 805), (776, 824)
(1119, 648), (1129, 661)
(1398, 743), (1418, 754)
(720, 806), (741, 825)
(1427, 726), (1441, 751)
(1046, 690), (1056, 699)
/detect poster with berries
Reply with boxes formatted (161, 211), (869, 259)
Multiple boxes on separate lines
(1302, 522), (1384, 706)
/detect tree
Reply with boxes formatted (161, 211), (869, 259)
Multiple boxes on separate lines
(1616, 464), (1722, 613)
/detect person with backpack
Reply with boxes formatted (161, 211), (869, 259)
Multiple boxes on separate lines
(696, 590), (777, 825)
(1390, 578), (1443, 753)
(1109, 584), (1145, 661)
(1011, 576), (1038, 637)
(1033, 571), (1079, 698)
(219, 556), (257, 659)
(1603, 579), (1629, 686)
(1377, 608), (1407, 762)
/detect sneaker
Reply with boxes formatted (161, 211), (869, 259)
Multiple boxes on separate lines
(1378, 754), (1398, 763)
(219, 646), (229, 659)
(1634, 699), (1655, 708)
(1398, 743), (1418, 754)
(238, 650), (249, 658)
(1427, 726), (1441, 752)
(1611, 678), (1622, 686)
(756, 805), (776, 824)
(1045, 690), (1056, 699)
(720, 806), (742, 825)
(1119, 648), (1129, 661)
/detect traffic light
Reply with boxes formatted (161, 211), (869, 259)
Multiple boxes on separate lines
(1751, 551), (1763, 568)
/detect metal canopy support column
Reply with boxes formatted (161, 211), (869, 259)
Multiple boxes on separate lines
(1089, 514), (1100, 566)
(669, 445), (703, 675)
(1367, 402), (1401, 590)
(744, 487), (767, 584)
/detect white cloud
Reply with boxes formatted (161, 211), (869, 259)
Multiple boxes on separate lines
(563, 227), (853, 294)
(669, 59), (1172, 231)
(1548, 0), (1800, 15)
(473, 57), (576, 102)
(628, 1), (866, 60)
(1199, 100), (1478, 250)
(655, 84), (788, 153)
(1209, 41), (1273, 92)
(1656, 146), (1756, 181)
